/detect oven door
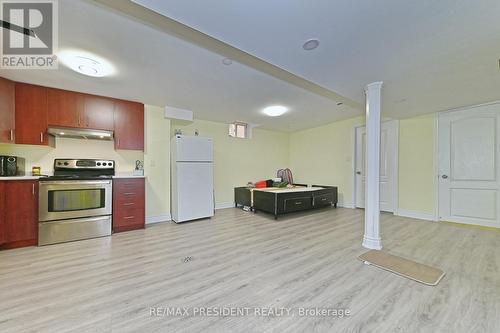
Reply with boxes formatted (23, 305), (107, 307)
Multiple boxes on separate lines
(39, 180), (112, 222)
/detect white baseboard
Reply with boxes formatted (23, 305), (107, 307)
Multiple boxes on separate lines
(146, 214), (171, 225)
(337, 202), (355, 209)
(215, 202), (235, 210)
(396, 209), (436, 222)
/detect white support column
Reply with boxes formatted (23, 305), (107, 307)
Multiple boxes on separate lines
(363, 81), (383, 250)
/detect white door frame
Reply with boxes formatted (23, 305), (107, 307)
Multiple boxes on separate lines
(352, 119), (399, 213)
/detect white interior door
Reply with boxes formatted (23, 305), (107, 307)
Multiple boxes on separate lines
(355, 121), (398, 212)
(438, 105), (500, 228)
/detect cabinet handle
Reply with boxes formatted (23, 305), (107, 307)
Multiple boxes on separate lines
(124, 216), (135, 219)
(10, 129), (13, 141)
(40, 132), (43, 142)
(78, 117), (81, 126)
(123, 203), (135, 206)
(123, 192), (135, 195)
(32, 184), (35, 196)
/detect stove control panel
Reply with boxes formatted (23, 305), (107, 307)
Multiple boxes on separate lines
(54, 159), (115, 169)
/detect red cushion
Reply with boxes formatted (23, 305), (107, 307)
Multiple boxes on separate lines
(255, 180), (267, 188)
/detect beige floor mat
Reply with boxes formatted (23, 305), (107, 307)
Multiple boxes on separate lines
(359, 250), (445, 286)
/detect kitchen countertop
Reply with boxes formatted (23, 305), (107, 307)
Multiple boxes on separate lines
(112, 174), (146, 179)
(1, 174), (146, 180)
(0, 175), (46, 180)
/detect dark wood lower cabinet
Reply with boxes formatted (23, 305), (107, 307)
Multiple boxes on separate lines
(1, 180), (38, 249)
(0, 182), (5, 246)
(113, 178), (145, 233)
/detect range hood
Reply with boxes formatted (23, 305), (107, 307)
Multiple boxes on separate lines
(48, 126), (114, 141)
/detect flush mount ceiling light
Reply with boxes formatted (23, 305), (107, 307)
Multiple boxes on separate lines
(262, 105), (288, 117)
(222, 58), (233, 65)
(302, 38), (320, 51)
(58, 50), (115, 77)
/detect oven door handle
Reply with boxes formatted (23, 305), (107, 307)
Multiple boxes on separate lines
(39, 216), (111, 225)
(40, 180), (112, 186)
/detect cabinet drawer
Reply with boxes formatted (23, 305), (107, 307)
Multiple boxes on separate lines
(283, 197), (312, 213)
(113, 207), (144, 226)
(115, 200), (143, 209)
(113, 178), (144, 192)
(313, 193), (334, 206)
(114, 190), (145, 205)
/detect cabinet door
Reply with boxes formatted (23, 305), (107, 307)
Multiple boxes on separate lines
(47, 88), (84, 128)
(0, 77), (15, 143)
(114, 100), (144, 150)
(15, 83), (52, 146)
(83, 95), (114, 130)
(4, 181), (38, 248)
(0, 181), (5, 245)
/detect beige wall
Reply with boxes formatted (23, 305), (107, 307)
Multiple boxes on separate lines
(0, 106), (436, 220)
(289, 115), (436, 214)
(0, 138), (142, 175)
(144, 105), (171, 221)
(289, 116), (363, 206)
(398, 114), (435, 214)
(171, 119), (290, 207)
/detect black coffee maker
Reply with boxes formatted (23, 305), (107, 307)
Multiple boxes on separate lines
(0, 156), (25, 176)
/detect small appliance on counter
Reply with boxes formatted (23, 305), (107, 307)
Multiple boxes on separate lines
(0, 155), (25, 176)
(133, 160), (144, 176)
(32, 166), (42, 176)
(38, 158), (115, 246)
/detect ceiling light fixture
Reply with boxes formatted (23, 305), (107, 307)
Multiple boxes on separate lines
(302, 38), (320, 51)
(262, 105), (288, 117)
(58, 50), (115, 77)
(222, 58), (233, 65)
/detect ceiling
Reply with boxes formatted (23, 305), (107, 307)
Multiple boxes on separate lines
(134, 0), (500, 119)
(1, 0), (500, 131)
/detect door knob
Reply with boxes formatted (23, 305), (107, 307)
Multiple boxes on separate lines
(441, 175), (448, 179)
(356, 171), (362, 175)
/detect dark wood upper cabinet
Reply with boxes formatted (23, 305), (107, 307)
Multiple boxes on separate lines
(114, 100), (144, 151)
(7, 79), (143, 150)
(47, 88), (84, 128)
(83, 95), (114, 131)
(0, 181), (5, 246)
(0, 77), (15, 143)
(15, 83), (54, 146)
(4, 180), (38, 248)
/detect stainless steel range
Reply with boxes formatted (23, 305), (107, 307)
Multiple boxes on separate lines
(38, 159), (115, 246)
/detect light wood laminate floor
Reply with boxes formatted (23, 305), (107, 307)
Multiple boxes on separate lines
(0, 207), (499, 333)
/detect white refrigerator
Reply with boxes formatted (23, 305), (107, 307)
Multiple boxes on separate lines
(171, 135), (214, 223)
